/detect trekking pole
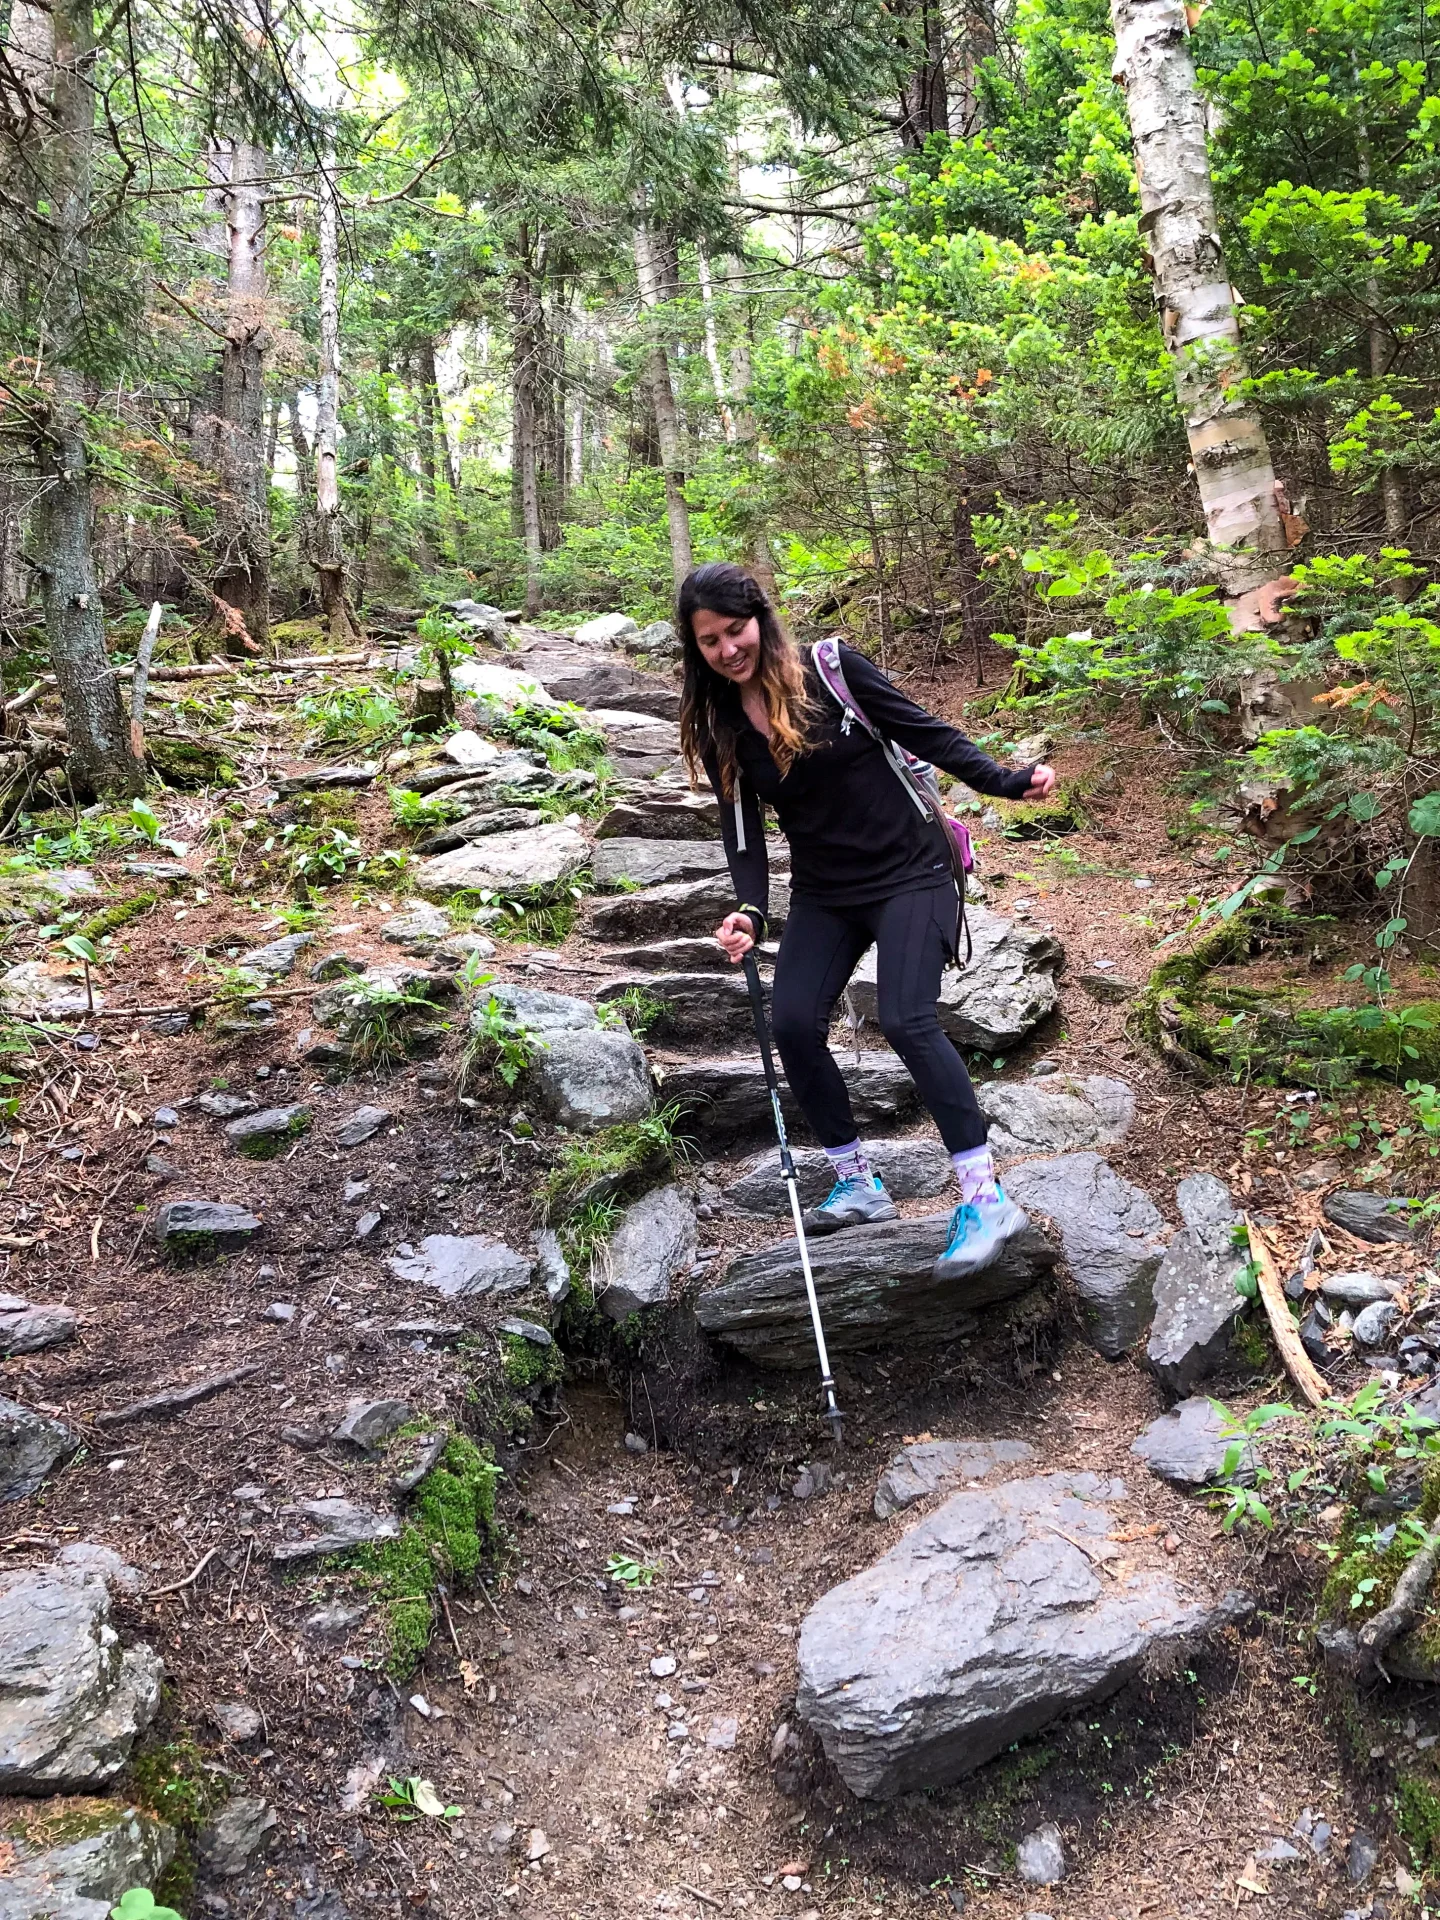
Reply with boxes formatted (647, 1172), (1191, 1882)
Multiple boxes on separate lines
(740, 949), (844, 1447)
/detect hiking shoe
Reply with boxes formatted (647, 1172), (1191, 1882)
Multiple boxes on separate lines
(802, 1175), (899, 1235)
(932, 1190), (1029, 1280)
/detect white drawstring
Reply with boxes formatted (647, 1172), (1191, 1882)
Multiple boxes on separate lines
(733, 788), (747, 852)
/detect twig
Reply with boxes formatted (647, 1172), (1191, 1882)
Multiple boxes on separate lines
(146, 1544), (220, 1598)
(439, 1585), (464, 1660)
(3, 680), (44, 715)
(1047, 1523), (1120, 1578)
(678, 1885), (722, 1910)
(95, 1362), (261, 1428)
(1246, 1216), (1328, 1410)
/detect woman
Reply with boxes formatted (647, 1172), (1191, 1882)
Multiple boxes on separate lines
(678, 561), (1058, 1280)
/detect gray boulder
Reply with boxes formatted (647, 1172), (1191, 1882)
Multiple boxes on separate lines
(224, 1103), (309, 1157)
(874, 1437), (1037, 1520)
(53, 1544), (143, 1596)
(0, 1566), (163, 1789)
(1323, 1191), (1419, 1244)
(236, 931), (315, 980)
(574, 612), (640, 648)
(413, 821), (588, 902)
(595, 1185), (698, 1319)
(273, 764), (376, 794)
(536, 1229), (570, 1306)
(530, 1029), (654, 1129)
(1017, 1825), (1066, 1886)
(1003, 1154), (1167, 1358)
(380, 903), (452, 949)
(979, 1075), (1134, 1157)
(0, 1799), (173, 1920)
(587, 707), (682, 775)
(596, 970), (754, 1041)
(588, 871), (792, 942)
(1131, 1398), (1254, 1488)
(795, 1469), (1246, 1797)
(849, 906), (1063, 1053)
(196, 1795), (278, 1877)
(151, 1200), (261, 1259)
(387, 1234), (533, 1298)
(332, 1398), (411, 1451)
(476, 983), (599, 1036)
(725, 1138), (952, 1217)
(441, 727), (501, 768)
(592, 838), (730, 889)
(0, 1396), (79, 1501)
(336, 1105), (392, 1149)
(1320, 1271), (1400, 1307)
(627, 617), (679, 658)
(602, 936), (768, 973)
(595, 792), (721, 841)
(1353, 1299), (1400, 1348)
(667, 1050), (919, 1149)
(0, 1297), (78, 1356)
(272, 1497), (401, 1564)
(1146, 1174), (1246, 1396)
(520, 650), (680, 720)
(697, 1212), (1057, 1368)
(447, 597), (510, 645)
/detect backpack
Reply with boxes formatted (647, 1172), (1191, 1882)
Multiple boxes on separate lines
(810, 636), (974, 964)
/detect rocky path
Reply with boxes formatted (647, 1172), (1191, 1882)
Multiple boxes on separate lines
(1, 610), (1432, 1920)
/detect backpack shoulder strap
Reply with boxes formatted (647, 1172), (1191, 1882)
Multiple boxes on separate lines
(810, 637), (880, 741)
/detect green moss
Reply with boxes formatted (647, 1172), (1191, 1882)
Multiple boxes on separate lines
(501, 1331), (564, 1392)
(77, 889), (159, 942)
(1397, 1772), (1440, 1866)
(1230, 1314), (1271, 1372)
(542, 1104), (686, 1219)
(161, 1230), (218, 1267)
(995, 784), (1089, 839)
(129, 1737), (224, 1830)
(148, 737), (236, 789)
(155, 1838), (196, 1913)
(4, 1796), (135, 1849)
(269, 617), (328, 649)
(330, 1434), (500, 1675)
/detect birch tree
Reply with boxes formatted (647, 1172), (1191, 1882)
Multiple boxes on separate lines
(633, 215), (692, 587)
(1108, 0), (1290, 601)
(211, 137), (271, 650)
(309, 144), (360, 644)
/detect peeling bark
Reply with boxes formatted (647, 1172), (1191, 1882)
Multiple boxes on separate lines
(1109, 0), (1289, 598)
(212, 137), (270, 652)
(311, 148), (359, 646)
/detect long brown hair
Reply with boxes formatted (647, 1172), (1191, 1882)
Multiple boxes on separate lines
(677, 562), (817, 799)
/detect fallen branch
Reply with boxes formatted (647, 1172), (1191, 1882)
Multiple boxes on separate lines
(1358, 1531), (1440, 1661)
(35, 973), (451, 1021)
(146, 1544), (221, 1599)
(4, 680), (44, 716)
(678, 1886), (722, 1911)
(94, 1362), (261, 1428)
(1246, 1216), (1328, 1410)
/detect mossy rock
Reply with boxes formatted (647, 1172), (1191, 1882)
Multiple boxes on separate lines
(77, 889), (160, 942)
(501, 1330), (564, 1393)
(269, 617), (329, 650)
(994, 785), (1088, 839)
(149, 736), (236, 789)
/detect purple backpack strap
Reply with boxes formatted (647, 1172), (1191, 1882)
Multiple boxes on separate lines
(811, 637), (879, 740)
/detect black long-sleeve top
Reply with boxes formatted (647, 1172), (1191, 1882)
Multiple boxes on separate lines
(701, 644), (1035, 935)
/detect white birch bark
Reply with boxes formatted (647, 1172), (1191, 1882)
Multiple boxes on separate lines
(1109, 0), (1289, 596)
(311, 141), (359, 642)
(695, 241), (735, 442)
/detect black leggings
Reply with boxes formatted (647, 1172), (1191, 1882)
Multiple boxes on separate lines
(769, 884), (987, 1154)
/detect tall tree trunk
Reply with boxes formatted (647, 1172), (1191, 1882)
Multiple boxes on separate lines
(897, 0), (950, 149)
(213, 137), (270, 652)
(724, 290), (776, 599)
(509, 251), (544, 616)
(1109, 0), (1289, 603)
(311, 148), (360, 645)
(695, 243), (735, 441)
(633, 217), (692, 586)
(416, 335), (454, 555)
(28, 0), (142, 796)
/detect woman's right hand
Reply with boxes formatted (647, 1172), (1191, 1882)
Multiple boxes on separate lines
(715, 911), (756, 964)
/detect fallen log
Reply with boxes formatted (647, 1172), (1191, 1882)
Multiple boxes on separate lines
(1359, 1531), (1440, 1661)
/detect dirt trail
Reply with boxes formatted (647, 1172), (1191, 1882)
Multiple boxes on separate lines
(1, 630), (1429, 1920)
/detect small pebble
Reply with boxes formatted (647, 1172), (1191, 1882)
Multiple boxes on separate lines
(264, 1303), (296, 1323)
(152, 1107), (179, 1128)
(624, 1432), (649, 1454)
(650, 1655), (677, 1678)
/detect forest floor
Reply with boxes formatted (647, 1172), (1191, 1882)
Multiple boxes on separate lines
(2, 622), (1436, 1920)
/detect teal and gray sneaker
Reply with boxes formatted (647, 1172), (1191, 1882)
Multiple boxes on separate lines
(933, 1190), (1029, 1280)
(802, 1174), (899, 1236)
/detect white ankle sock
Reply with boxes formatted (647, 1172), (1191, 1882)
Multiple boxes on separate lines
(825, 1140), (871, 1186)
(952, 1144), (999, 1205)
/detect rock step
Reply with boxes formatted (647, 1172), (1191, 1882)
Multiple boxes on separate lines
(598, 971), (758, 1042)
(663, 1050), (917, 1148)
(588, 873), (792, 942)
(595, 792), (720, 841)
(600, 937), (779, 974)
(796, 1469), (1249, 1797)
(849, 904), (1063, 1053)
(591, 836), (788, 890)
(505, 646), (681, 720)
(694, 1211), (1057, 1368)
(722, 1138), (952, 1216)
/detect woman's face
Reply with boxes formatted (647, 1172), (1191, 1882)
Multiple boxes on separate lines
(692, 605), (761, 685)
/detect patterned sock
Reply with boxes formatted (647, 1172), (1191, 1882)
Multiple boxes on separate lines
(952, 1145), (999, 1205)
(824, 1139), (871, 1186)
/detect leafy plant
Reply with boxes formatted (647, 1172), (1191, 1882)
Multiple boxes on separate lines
(388, 785), (464, 833)
(296, 685), (403, 744)
(606, 1552), (660, 1589)
(375, 1775), (463, 1822)
(111, 1892), (183, 1920)
(461, 978), (544, 1088)
(1208, 1399), (1300, 1532)
(341, 979), (442, 1069)
(57, 931), (100, 1010)
(600, 985), (669, 1038)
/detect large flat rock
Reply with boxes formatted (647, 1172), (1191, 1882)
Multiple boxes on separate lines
(593, 1185), (697, 1318)
(530, 1028), (654, 1129)
(519, 650), (680, 720)
(1003, 1153), (1166, 1358)
(796, 1471), (1246, 1797)
(980, 1075), (1135, 1157)
(873, 1437), (1037, 1519)
(724, 1138), (952, 1216)
(597, 970), (755, 1041)
(665, 1050), (918, 1148)
(1146, 1174), (1246, 1397)
(849, 906), (1063, 1053)
(413, 822), (589, 901)
(588, 872), (792, 941)
(1, 1798), (174, 1920)
(596, 792), (720, 840)
(0, 1565), (163, 1790)
(696, 1211), (1057, 1367)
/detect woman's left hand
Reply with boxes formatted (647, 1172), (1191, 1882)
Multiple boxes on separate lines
(1022, 763), (1058, 802)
